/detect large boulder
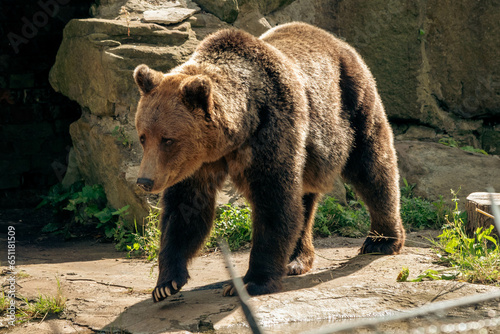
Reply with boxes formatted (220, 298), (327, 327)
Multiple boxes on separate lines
(191, 0), (295, 24)
(194, 0), (239, 23)
(90, 0), (202, 19)
(143, 8), (199, 25)
(396, 141), (500, 203)
(233, 3), (272, 36)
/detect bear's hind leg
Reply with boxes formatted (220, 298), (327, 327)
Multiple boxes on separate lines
(342, 125), (405, 255)
(287, 193), (320, 275)
(347, 170), (405, 255)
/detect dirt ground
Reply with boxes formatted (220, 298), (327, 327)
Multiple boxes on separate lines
(1, 208), (500, 334)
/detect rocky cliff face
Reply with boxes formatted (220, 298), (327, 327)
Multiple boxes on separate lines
(50, 0), (500, 221)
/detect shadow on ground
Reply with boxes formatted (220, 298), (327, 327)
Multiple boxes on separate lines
(102, 253), (379, 333)
(0, 208), (124, 264)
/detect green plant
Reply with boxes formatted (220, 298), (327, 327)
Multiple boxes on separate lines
(438, 137), (459, 148)
(95, 205), (131, 239)
(36, 181), (84, 214)
(433, 190), (500, 284)
(207, 204), (253, 251)
(439, 137), (488, 155)
(396, 266), (410, 282)
(314, 180), (448, 238)
(126, 204), (162, 261)
(16, 271), (30, 279)
(20, 294), (66, 321)
(64, 184), (106, 224)
(401, 195), (447, 230)
(127, 202), (252, 268)
(113, 219), (136, 252)
(38, 183), (130, 242)
(460, 145), (488, 155)
(314, 195), (370, 238)
(417, 28), (426, 42)
(112, 125), (132, 148)
(400, 178), (416, 198)
(397, 267), (457, 282)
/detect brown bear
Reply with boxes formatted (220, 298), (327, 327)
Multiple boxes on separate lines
(133, 22), (405, 303)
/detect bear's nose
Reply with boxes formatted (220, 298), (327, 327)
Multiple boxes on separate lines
(137, 178), (154, 192)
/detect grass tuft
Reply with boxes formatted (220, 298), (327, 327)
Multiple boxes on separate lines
(1, 278), (66, 324)
(0, 291), (8, 314)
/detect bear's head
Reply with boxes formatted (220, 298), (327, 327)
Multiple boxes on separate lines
(133, 64), (216, 193)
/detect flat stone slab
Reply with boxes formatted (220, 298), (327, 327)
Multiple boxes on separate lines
(143, 8), (197, 25)
(2, 223), (500, 333)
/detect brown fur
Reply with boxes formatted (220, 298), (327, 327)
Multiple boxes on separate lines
(133, 22), (405, 303)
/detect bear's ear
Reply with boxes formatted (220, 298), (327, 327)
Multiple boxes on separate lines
(134, 64), (163, 95)
(180, 75), (212, 112)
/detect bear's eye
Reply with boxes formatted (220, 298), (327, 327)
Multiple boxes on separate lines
(161, 138), (174, 146)
(140, 135), (146, 145)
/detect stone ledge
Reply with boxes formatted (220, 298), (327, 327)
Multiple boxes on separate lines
(143, 8), (198, 25)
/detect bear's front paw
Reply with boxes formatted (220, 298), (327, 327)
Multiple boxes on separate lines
(152, 279), (184, 303)
(359, 235), (404, 255)
(152, 268), (189, 303)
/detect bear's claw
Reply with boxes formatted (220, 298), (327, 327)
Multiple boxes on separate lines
(222, 283), (237, 297)
(152, 280), (180, 303)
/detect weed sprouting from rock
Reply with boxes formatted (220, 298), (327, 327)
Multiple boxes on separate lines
(5, 277), (67, 324)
